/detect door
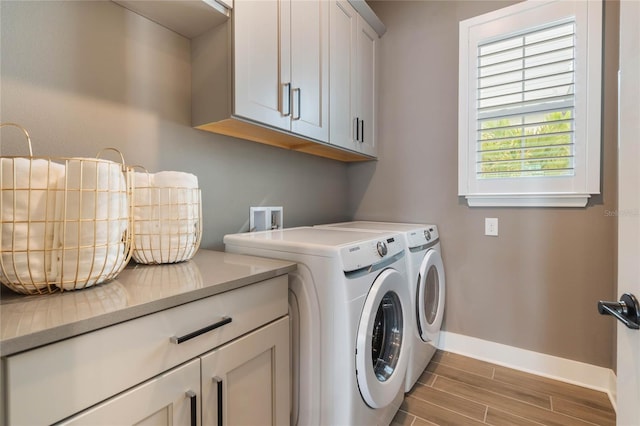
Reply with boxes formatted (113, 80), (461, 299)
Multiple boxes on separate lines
(58, 360), (200, 426)
(355, 268), (409, 409)
(329, 0), (359, 151)
(356, 17), (377, 157)
(290, 0), (329, 142)
(416, 248), (446, 344)
(616, 0), (640, 423)
(201, 316), (289, 426)
(234, 0), (291, 131)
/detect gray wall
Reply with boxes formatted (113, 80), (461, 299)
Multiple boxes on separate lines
(0, 0), (350, 251)
(349, 0), (619, 368)
(1, 0), (620, 369)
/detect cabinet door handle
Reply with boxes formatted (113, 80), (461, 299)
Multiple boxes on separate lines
(214, 377), (224, 426)
(170, 317), (232, 344)
(292, 88), (301, 120)
(186, 391), (197, 426)
(282, 82), (291, 117)
(355, 117), (360, 141)
(360, 119), (364, 143)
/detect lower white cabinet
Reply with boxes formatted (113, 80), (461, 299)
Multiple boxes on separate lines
(59, 317), (289, 426)
(59, 359), (201, 426)
(3, 276), (289, 425)
(201, 317), (289, 426)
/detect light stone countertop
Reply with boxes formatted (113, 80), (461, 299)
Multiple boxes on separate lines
(0, 249), (296, 357)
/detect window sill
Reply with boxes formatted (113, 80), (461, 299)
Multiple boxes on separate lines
(464, 194), (592, 208)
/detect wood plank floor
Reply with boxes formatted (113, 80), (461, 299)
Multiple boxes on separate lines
(392, 351), (615, 426)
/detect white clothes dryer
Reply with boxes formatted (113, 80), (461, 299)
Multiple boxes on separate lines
(224, 227), (411, 426)
(316, 222), (446, 393)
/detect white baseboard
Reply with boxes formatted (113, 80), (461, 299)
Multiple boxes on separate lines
(437, 331), (617, 410)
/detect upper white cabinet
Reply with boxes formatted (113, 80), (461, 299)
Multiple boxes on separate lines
(289, 0), (330, 141)
(233, 0), (329, 142)
(356, 15), (378, 157)
(115, 0), (384, 162)
(329, 1), (359, 153)
(233, 0), (291, 132)
(192, 0), (384, 162)
(329, 0), (378, 156)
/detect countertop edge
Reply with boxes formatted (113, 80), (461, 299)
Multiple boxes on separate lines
(0, 264), (296, 357)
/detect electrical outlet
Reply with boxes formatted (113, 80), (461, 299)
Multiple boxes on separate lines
(485, 217), (498, 236)
(250, 206), (283, 232)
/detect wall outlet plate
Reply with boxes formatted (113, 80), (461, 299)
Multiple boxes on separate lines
(250, 206), (283, 232)
(485, 217), (498, 236)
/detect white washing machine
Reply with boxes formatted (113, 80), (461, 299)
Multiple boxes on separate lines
(224, 227), (411, 426)
(316, 222), (446, 393)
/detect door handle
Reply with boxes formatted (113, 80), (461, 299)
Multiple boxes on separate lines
(186, 391), (197, 426)
(214, 376), (223, 426)
(598, 293), (640, 330)
(292, 88), (301, 120)
(282, 82), (292, 117)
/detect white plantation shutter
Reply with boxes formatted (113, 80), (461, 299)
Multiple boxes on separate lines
(477, 21), (576, 179)
(458, 0), (602, 207)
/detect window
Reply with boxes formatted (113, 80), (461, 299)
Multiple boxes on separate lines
(458, 0), (602, 207)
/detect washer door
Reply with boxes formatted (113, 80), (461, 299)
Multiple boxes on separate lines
(416, 249), (445, 342)
(356, 268), (408, 409)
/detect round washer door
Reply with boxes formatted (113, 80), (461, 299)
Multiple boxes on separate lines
(416, 248), (445, 342)
(356, 268), (409, 409)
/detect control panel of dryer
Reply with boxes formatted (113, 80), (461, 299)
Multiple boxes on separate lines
(340, 234), (404, 272)
(406, 225), (439, 249)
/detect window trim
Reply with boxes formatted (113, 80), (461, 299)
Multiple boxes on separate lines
(458, 0), (603, 208)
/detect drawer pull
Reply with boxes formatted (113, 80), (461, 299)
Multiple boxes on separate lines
(170, 317), (232, 344)
(186, 390), (197, 426)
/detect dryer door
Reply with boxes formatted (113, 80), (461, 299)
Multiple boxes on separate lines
(416, 248), (445, 343)
(356, 268), (409, 409)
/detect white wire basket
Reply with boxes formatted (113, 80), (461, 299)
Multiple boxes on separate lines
(0, 123), (133, 294)
(131, 168), (202, 264)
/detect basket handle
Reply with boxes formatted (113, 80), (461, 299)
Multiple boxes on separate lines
(96, 147), (126, 171)
(0, 122), (34, 157)
(130, 165), (152, 186)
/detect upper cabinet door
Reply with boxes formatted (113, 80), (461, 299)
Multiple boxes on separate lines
(356, 17), (377, 157)
(329, 0), (359, 152)
(234, 0), (291, 131)
(290, 0), (330, 142)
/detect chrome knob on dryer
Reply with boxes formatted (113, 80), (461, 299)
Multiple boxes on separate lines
(376, 241), (388, 257)
(424, 229), (432, 241)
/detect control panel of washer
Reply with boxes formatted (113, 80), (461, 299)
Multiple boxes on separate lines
(340, 233), (404, 272)
(406, 225), (439, 248)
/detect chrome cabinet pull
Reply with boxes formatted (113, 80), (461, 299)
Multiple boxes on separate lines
(360, 119), (364, 143)
(170, 317), (232, 344)
(282, 82), (291, 117)
(292, 88), (301, 120)
(355, 117), (360, 142)
(186, 391), (197, 426)
(598, 293), (640, 330)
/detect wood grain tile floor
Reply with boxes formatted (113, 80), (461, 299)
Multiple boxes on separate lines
(392, 351), (615, 426)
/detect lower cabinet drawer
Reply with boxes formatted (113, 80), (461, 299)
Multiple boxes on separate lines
(5, 275), (287, 425)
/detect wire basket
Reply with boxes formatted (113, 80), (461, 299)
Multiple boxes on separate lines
(0, 123), (133, 294)
(131, 168), (202, 264)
